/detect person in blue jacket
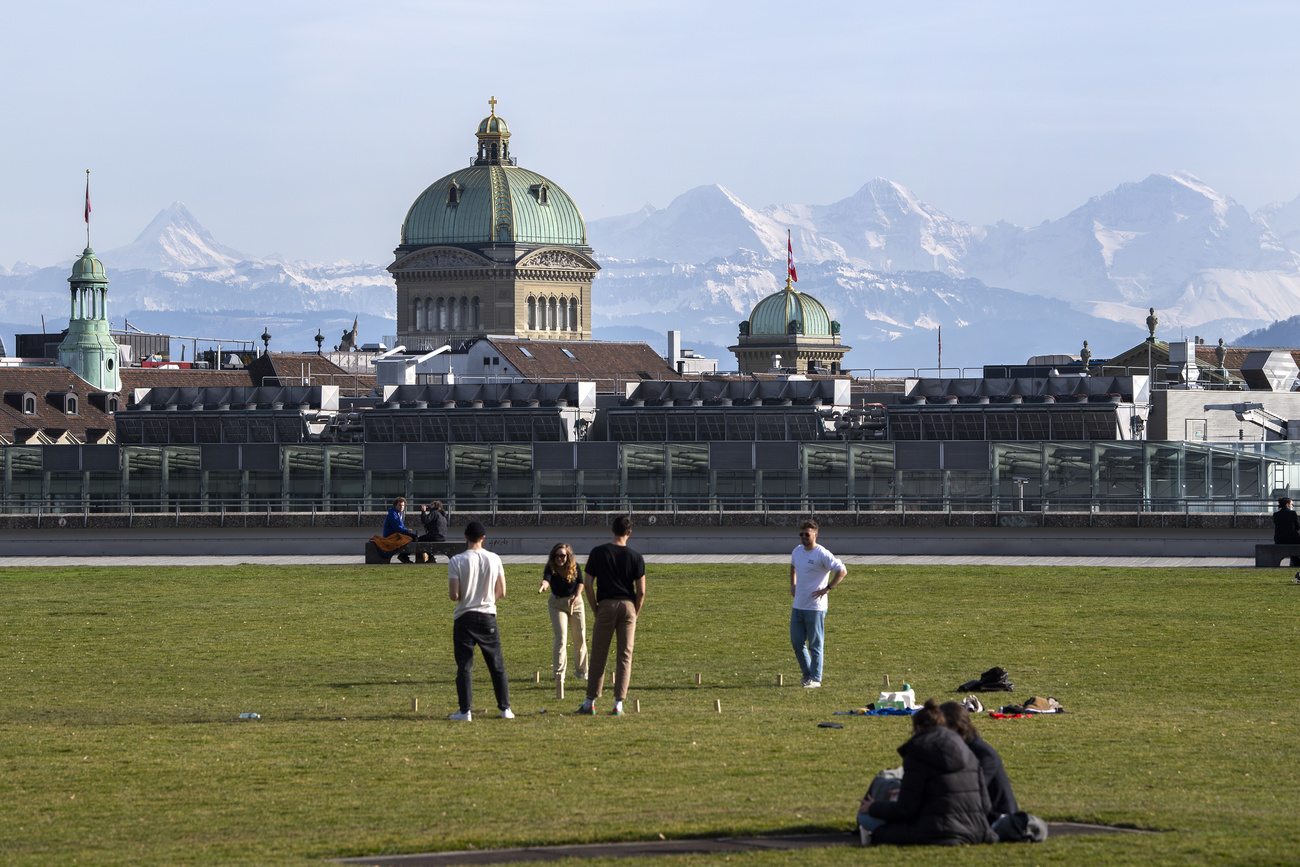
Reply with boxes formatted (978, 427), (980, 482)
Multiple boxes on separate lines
(382, 496), (416, 564)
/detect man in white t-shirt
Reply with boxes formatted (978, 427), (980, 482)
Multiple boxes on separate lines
(789, 519), (847, 688)
(447, 521), (513, 720)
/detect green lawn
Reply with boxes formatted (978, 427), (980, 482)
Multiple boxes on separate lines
(0, 562), (1297, 866)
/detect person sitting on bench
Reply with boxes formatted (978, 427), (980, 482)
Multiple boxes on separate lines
(377, 496), (417, 564)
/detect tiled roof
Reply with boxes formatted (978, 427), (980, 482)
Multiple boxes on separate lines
(120, 368), (254, 392)
(0, 367), (118, 444)
(486, 338), (680, 392)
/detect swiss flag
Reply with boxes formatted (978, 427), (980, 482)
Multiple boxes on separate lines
(787, 231), (797, 282)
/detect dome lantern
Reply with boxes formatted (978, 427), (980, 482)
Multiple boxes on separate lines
(474, 96), (512, 166)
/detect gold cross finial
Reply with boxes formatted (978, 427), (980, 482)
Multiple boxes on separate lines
(488, 96), (498, 115)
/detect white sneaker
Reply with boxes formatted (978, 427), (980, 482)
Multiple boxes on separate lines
(803, 680), (821, 688)
(858, 826), (872, 846)
(576, 673), (588, 681)
(448, 710), (472, 721)
(500, 708), (515, 719)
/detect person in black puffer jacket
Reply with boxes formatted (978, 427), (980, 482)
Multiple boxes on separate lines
(859, 699), (996, 846)
(940, 700), (1017, 822)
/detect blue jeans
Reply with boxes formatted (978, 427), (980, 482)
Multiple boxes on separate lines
(789, 607), (826, 682)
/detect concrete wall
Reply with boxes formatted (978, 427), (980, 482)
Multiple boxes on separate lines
(0, 510), (1271, 558)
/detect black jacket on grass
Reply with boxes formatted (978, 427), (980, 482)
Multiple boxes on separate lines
(867, 726), (996, 846)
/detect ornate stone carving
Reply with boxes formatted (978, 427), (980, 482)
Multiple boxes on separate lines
(519, 249), (593, 270)
(397, 250), (489, 271)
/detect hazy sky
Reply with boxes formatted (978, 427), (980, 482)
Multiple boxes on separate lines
(3, 1), (1298, 268)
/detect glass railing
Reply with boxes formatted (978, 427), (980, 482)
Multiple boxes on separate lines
(0, 494), (1281, 518)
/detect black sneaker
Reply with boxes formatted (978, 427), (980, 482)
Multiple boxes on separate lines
(397, 554), (412, 564)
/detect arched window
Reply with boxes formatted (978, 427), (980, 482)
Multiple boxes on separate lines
(570, 298), (579, 332)
(549, 298), (558, 331)
(66, 396), (78, 415)
(560, 297), (569, 331)
(413, 297), (423, 331)
(22, 395), (35, 414)
(460, 297), (470, 331)
(437, 298), (447, 330)
(107, 395), (119, 413)
(472, 296), (481, 329)
(450, 298), (459, 330)
(527, 297), (536, 330)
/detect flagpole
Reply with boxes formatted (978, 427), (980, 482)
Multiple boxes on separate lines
(85, 169), (91, 247)
(938, 325), (942, 374)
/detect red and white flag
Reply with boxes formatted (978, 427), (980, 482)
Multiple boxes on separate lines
(787, 230), (797, 282)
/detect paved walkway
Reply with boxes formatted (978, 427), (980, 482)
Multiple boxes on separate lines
(332, 824), (1147, 866)
(0, 553), (1255, 567)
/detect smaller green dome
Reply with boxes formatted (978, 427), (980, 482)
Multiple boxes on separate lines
(748, 279), (832, 336)
(478, 114), (509, 136)
(68, 247), (108, 285)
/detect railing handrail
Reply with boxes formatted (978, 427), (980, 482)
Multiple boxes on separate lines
(0, 493), (1281, 517)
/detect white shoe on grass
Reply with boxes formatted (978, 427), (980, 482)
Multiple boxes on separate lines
(803, 680), (821, 688)
(500, 708), (515, 719)
(448, 710), (472, 721)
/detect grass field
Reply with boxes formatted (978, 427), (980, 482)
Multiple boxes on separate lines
(1, 561), (1298, 866)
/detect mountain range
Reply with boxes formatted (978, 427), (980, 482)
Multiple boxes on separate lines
(6, 172), (1300, 370)
(0, 202), (395, 355)
(588, 172), (1300, 369)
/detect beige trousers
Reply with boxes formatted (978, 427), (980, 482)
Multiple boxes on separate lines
(586, 599), (637, 702)
(547, 593), (588, 680)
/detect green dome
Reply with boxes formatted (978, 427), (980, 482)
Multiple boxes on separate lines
(477, 114), (509, 135)
(401, 165), (588, 247)
(748, 281), (832, 336)
(68, 247), (108, 285)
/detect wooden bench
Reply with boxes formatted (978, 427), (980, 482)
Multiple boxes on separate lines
(364, 539), (467, 564)
(1254, 544), (1300, 567)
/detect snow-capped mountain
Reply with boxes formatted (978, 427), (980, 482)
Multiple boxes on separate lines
(104, 202), (249, 271)
(1255, 194), (1300, 255)
(962, 172), (1300, 333)
(593, 252), (1140, 372)
(0, 205), (396, 353)
(590, 171), (1300, 361)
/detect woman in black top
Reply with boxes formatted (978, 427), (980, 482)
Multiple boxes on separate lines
(537, 543), (588, 682)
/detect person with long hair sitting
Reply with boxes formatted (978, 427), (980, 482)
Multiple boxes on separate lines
(857, 699), (995, 846)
